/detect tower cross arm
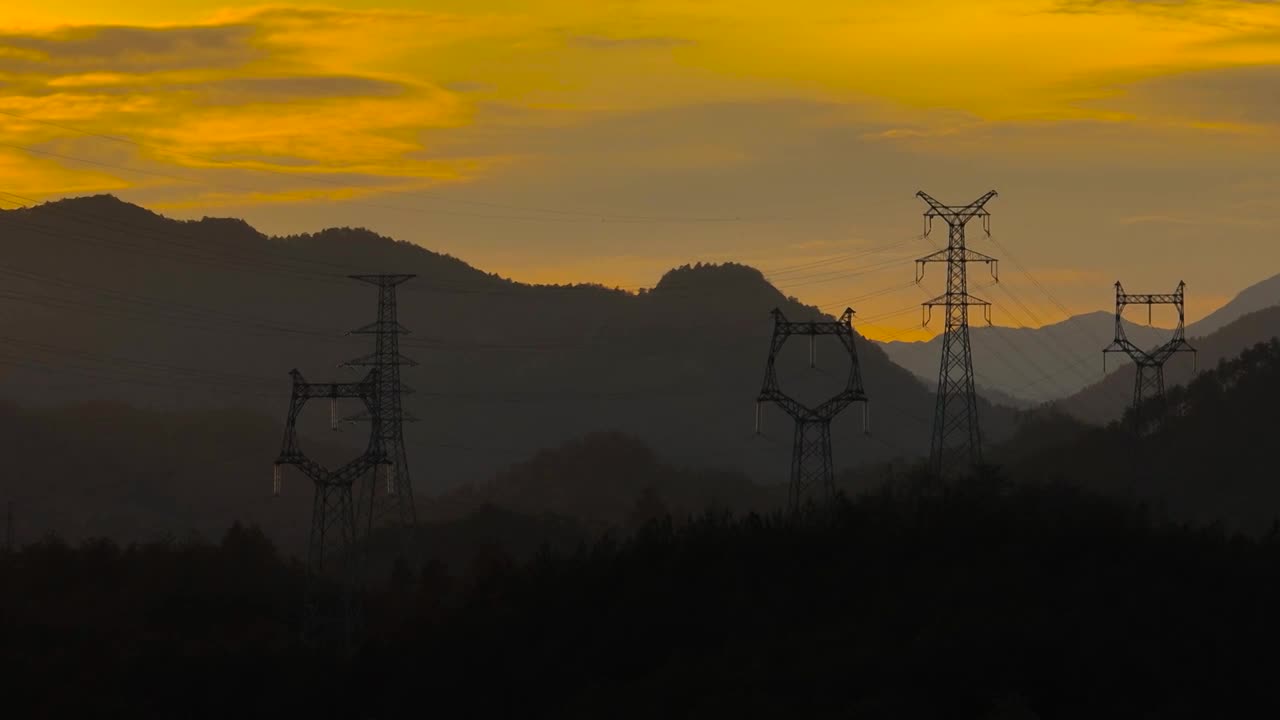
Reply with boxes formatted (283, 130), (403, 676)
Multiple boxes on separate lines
(756, 389), (814, 421)
(920, 292), (992, 327)
(292, 380), (377, 401)
(1117, 293), (1183, 306)
(328, 453), (388, 486)
(916, 191), (955, 219)
(954, 190), (999, 223)
(348, 273), (416, 286)
(342, 352), (418, 368)
(916, 190), (998, 223)
(771, 308), (858, 336)
(1117, 280), (1185, 308)
(288, 367), (378, 401)
(348, 321), (411, 336)
(915, 247), (951, 265)
(277, 453), (387, 488)
(916, 248), (999, 281)
(814, 390), (869, 420)
(921, 292), (991, 307)
(1148, 337), (1196, 365)
(1104, 338), (1149, 362)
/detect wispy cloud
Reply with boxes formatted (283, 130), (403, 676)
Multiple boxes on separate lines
(1053, 0), (1280, 14)
(0, 8), (510, 205)
(1120, 213), (1270, 227)
(566, 34), (695, 50)
(0, 24), (260, 74)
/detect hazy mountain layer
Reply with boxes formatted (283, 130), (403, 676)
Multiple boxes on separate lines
(881, 312), (1176, 404)
(1056, 304), (1280, 424)
(1188, 272), (1280, 337)
(879, 273), (1280, 404)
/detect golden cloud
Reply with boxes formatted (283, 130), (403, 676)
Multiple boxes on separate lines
(0, 6), (520, 205)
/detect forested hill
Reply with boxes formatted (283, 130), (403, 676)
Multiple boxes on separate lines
(1055, 304), (1280, 424)
(1000, 338), (1280, 533)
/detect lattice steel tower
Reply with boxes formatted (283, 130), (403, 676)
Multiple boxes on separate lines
(756, 308), (869, 514)
(274, 368), (387, 650)
(914, 190), (999, 477)
(1103, 281), (1196, 434)
(344, 274), (418, 532)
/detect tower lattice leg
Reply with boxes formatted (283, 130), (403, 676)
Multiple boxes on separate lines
(304, 483), (361, 650)
(931, 299), (983, 476)
(790, 419), (834, 514)
(348, 274), (418, 537)
(1132, 363), (1166, 436)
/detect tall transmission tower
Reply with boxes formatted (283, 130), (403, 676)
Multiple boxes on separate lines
(274, 368), (387, 651)
(1103, 281), (1197, 434)
(914, 190), (999, 478)
(344, 275), (418, 533)
(756, 308), (870, 514)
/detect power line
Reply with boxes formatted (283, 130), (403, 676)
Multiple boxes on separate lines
(771, 253), (919, 291)
(820, 281), (919, 312)
(760, 236), (920, 279)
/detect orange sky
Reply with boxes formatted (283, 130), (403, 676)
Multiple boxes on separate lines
(2, 1), (1279, 340)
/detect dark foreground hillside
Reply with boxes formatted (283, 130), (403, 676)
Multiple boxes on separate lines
(5, 480), (1280, 718)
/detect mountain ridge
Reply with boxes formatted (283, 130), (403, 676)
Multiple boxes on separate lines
(878, 274), (1280, 404)
(0, 195), (1013, 529)
(1055, 303), (1280, 424)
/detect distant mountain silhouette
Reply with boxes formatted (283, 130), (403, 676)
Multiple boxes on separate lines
(1055, 304), (1280, 424)
(1186, 272), (1280, 337)
(880, 271), (1280, 405)
(973, 381), (1038, 410)
(879, 311), (1169, 404)
(427, 431), (778, 531)
(0, 195), (1021, 542)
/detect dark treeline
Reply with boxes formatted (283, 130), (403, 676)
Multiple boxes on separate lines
(6, 478), (1280, 718)
(8, 341), (1280, 716)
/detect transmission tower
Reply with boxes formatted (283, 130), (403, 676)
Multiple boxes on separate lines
(344, 275), (418, 533)
(1103, 281), (1197, 434)
(274, 368), (387, 651)
(756, 308), (869, 514)
(914, 190), (999, 478)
